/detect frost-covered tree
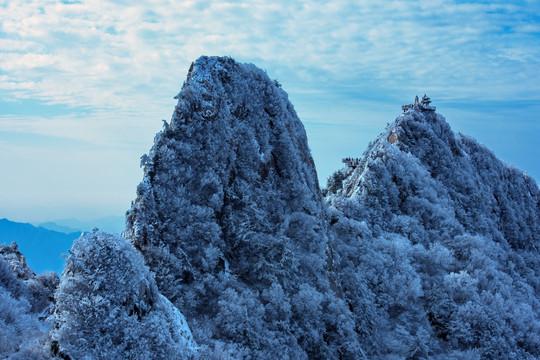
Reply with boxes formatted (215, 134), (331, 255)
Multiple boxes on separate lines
(126, 56), (360, 358)
(52, 230), (196, 360)
(0, 242), (58, 359)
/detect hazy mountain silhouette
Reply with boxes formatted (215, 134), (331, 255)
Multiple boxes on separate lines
(0, 218), (80, 274)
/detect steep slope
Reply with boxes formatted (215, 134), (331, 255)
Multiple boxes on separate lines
(325, 106), (540, 358)
(126, 56), (360, 358)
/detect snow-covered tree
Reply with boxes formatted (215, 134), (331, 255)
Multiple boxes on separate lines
(0, 242), (58, 359)
(52, 230), (196, 360)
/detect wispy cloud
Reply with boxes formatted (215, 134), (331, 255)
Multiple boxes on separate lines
(1, 0), (539, 111)
(0, 112), (156, 148)
(0, 0), (539, 220)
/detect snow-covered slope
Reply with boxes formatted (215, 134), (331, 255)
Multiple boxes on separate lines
(126, 56), (360, 358)
(325, 107), (540, 358)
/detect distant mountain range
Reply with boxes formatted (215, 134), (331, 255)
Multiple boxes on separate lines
(0, 215), (125, 274)
(0, 218), (81, 274)
(36, 215), (125, 234)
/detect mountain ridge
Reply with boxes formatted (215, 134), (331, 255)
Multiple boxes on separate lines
(1, 57), (538, 359)
(36, 215), (125, 234)
(325, 105), (539, 357)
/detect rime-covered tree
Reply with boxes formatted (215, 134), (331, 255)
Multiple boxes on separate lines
(0, 242), (58, 359)
(52, 230), (196, 360)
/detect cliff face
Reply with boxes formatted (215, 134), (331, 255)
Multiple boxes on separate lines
(126, 56), (359, 358)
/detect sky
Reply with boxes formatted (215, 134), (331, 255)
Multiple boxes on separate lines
(0, 0), (539, 223)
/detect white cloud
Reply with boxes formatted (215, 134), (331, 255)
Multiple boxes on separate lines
(0, 112), (162, 148)
(0, 52), (57, 70)
(1, 0), (538, 111)
(0, 0), (539, 219)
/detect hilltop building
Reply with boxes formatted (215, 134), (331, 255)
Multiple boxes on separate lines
(342, 157), (361, 169)
(402, 94), (436, 113)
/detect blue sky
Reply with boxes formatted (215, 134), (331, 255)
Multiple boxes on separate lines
(1, 0), (539, 223)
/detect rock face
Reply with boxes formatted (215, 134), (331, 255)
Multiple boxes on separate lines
(126, 56), (359, 358)
(325, 108), (540, 358)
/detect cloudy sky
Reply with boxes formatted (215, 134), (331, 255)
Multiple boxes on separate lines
(1, 0), (539, 223)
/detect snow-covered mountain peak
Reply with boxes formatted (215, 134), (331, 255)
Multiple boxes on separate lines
(326, 102), (538, 250)
(184, 55), (229, 83)
(129, 56), (324, 257)
(125, 57), (361, 357)
(324, 99), (539, 357)
(2, 60), (539, 359)
(387, 107), (460, 157)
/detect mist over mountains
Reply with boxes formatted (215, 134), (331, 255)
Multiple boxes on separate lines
(37, 215), (125, 234)
(1, 57), (538, 359)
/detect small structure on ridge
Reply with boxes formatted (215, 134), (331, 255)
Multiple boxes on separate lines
(342, 157), (361, 169)
(402, 94), (436, 113)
